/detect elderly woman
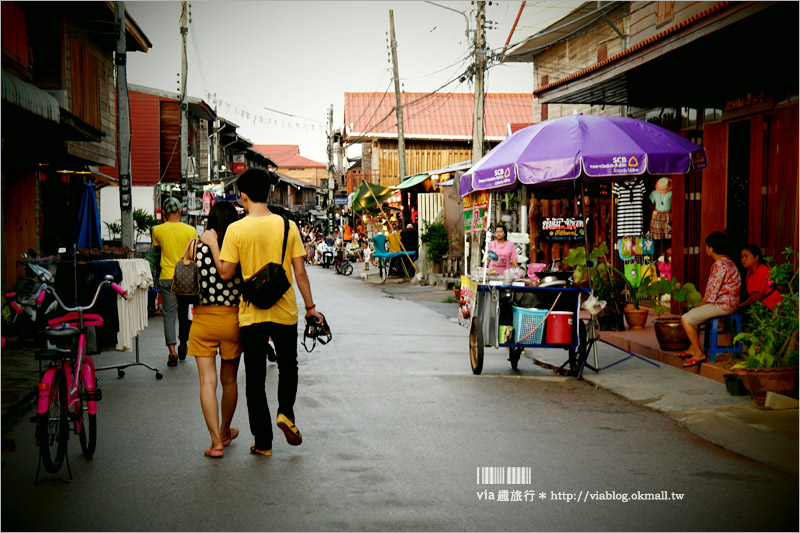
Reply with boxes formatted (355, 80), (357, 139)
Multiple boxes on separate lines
(738, 244), (782, 312)
(680, 232), (741, 367)
(487, 225), (518, 276)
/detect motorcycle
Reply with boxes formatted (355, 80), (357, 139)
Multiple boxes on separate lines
(319, 242), (335, 269)
(2, 252), (59, 347)
(334, 247), (353, 276)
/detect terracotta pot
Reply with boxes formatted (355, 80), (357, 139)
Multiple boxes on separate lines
(742, 367), (799, 406)
(653, 317), (690, 351)
(453, 287), (461, 300)
(624, 308), (649, 330)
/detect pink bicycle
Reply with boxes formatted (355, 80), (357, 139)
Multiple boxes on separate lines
(33, 274), (126, 479)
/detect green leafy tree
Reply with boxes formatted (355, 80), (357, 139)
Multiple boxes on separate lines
(420, 220), (449, 264)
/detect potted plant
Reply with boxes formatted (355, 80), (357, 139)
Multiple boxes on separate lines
(734, 248), (799, 406)
(650, 278), (702, 351)
(500, 192), (519, 223)
(566, 243), (626, 331)
(609, 265), (655, 330)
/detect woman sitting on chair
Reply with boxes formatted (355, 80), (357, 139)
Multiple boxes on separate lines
(680, 232), (741, 367)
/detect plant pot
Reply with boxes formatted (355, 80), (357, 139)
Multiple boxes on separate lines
(653, 317), (690, 351)
(723, 373), (749, 396)
(742, 367), (799, 406)
(597, 311), (625, 331)
(624, 308), (649, 330)
(453, 287), (461, 300)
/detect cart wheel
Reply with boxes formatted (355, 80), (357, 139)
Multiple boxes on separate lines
(509, 347), (522, 371)
(117, 369), (125, 379)
(567, 320), (589, 376)
(469, 320), (484, 375)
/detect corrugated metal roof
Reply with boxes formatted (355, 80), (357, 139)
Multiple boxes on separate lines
(344, 92), (532, 142)
(1, 70), (59, 123)
(253, 144), (325, 168)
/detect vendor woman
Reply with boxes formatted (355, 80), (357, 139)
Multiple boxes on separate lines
(487, 225), (518, 275)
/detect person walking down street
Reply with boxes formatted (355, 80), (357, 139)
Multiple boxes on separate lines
(738, 244), (782, 312)
(202, 169), (324, 456)
(194, 201), (244, 458)
(680, 232), (741, 367)
(151, 196), (197, 367)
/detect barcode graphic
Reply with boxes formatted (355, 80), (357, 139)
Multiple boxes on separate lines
(476, 467), (531, 485)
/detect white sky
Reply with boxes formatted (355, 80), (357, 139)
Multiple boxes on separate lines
(126, 1), (581, 163)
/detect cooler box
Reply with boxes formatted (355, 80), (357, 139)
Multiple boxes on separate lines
(546, 311), (574, 344)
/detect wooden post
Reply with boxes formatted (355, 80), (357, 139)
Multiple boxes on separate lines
(388, 10), (406, 182)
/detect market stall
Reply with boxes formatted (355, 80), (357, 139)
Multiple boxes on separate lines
(460, 114), (706, 377)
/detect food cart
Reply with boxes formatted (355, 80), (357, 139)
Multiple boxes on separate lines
(460, 114), (707, 377)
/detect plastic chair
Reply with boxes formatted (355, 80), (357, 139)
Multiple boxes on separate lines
(702, 313), (742, 362)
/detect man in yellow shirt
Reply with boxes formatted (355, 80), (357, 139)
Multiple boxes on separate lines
(200, 169), (324, 456)
(151, 197), (197, 367)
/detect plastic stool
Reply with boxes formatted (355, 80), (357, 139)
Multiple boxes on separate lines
(702, 313), (742, 362)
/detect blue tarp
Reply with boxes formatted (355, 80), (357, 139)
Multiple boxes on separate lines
(74, 183), (102, 249)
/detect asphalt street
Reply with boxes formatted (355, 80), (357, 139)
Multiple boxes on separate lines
(1, 266), (797, 531)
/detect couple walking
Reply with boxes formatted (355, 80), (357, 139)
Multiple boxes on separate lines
(155, 169), (324, 458)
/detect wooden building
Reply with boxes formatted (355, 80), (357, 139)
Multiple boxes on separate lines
(253, 145), (326, 188)
(1, 1), (150, 290)
(505, 1), (799, 292)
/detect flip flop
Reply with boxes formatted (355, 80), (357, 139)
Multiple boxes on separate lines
(683, 357), (706, 368)
(676, 352), (692, 359)
(204, 446), (224, 458)
(221, 425), (239, 447)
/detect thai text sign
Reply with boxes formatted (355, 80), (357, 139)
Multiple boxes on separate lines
(463, 191), (490, 233)
(232, 153), (246, 174)
(540, 217), (585, 242)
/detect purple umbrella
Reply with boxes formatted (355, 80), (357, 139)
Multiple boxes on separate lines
(461, 114), (706, 195)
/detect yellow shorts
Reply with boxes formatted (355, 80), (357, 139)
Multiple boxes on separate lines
(188, 305), (242, 360)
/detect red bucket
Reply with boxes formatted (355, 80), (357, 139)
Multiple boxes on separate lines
(546, 311), (573, 344)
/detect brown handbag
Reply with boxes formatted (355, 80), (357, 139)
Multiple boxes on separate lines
(171, 239), (200, 296)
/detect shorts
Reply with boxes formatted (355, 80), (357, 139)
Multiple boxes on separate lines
(188, 305), (242, 359)
(682, 303), (728, 326)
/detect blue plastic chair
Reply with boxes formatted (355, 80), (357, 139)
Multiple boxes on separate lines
(703, 313), (743, 362)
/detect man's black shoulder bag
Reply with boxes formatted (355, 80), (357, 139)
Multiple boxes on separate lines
(242, 215), (291, 309)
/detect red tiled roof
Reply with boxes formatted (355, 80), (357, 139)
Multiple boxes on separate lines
(534, 1), (732, 96)
(344, 92), (533, 141)
(253, 144), (325, 168)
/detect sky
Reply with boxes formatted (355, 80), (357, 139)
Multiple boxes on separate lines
(125, 1), (581, 164)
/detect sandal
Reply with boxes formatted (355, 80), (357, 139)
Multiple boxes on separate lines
(167, 355), (178, 367)
(683, 357), (706, 368)
(676, 352), (692, 359)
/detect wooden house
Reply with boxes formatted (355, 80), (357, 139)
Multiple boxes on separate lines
(1, 1), (150, 290)
(504, 1), (799, 291)
(253, 145), (326, 188)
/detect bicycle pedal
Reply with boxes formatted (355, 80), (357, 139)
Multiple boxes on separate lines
(81, 388), (102, 402)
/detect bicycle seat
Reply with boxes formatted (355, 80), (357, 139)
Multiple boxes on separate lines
(45, 324), (81, 339)
(48, 312), (104, 328)
(35, 348), (73, 361)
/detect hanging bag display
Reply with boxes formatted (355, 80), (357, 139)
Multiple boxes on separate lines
(172, 239), (200, 296)
(242, 216), (291, 310)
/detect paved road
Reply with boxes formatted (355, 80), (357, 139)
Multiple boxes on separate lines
(1, 267), (797, 531)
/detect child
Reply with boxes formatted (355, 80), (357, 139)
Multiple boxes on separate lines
(361, 240), (371, 280)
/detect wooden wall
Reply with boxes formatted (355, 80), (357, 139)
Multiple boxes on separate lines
(2, 167), (37, 291)
(160, 100), (180, 182)
(375, 140), (471, 187)
(279, 167), (326, 188)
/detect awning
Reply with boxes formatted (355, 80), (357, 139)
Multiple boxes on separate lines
(425, 160), (473, 176)
(1, 70), (59, 123)
(393, 173), (430, 190)
(352, 181), (395, 212)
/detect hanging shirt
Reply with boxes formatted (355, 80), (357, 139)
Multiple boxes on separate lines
(613, 178), (647, 236)
(649, 190), (672, 212)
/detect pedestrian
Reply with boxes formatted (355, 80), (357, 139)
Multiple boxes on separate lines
(738, 244), (781, 312)
(194, 201), (244, 458)
(680, 231), (741, 367)
(361, 239), (371, 279)
(151, 196), (197, 367)
(201, 168), (324, 456)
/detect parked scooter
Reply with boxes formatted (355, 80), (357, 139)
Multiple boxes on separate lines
(320, 241), (335, 269)
(2, 252), (59, 347)
(334, 247), (353, 276)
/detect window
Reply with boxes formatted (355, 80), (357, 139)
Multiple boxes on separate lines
(597, 44), (608, 63)
(2, 2), (30, 70)
(656, 1), (675, 27)
(69, 38), (101, 129)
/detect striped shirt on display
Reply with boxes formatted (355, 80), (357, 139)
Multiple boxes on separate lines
(613, 179), (647, 237)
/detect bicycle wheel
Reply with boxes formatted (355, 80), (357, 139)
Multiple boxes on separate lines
(341, 262), (353, 276)
(77, 379), (97, 459)
(37, 368), (68, 473)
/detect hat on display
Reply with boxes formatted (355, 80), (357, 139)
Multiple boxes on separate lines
(163, 196), (181, 214)
(656, 177), (672, 194)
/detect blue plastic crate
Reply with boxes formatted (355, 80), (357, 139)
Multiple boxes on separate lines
(512, 307), (548, 345)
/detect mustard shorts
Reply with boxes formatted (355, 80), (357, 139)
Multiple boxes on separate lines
(188, 305), (242, 360)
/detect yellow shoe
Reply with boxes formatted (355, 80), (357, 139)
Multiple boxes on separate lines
(276, 413), (302, 446)
(249, 444), (272, 456)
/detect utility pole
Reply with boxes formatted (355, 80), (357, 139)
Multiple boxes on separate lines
(389, 10), (406, 183)
(115, 2), (134, 250)
(327, 105), (335, 234)
(472, 1), (486, 164)
(179, 1), (189, 221)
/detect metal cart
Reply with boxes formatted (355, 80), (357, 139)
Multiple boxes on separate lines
(468, 283), (592, 377)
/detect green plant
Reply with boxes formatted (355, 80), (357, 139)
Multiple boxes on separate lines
(133, 208), (157, 244)
(104, 220), (122, 241)
(649, 278), (702, 317)
(420, 219), (449, 263)
(442, 296), (458, 304)
(501, 192), (520, 212)
(565, 243), (626, 315)
(735, 247), (799, 369)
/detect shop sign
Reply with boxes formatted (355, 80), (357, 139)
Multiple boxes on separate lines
(334, 196), (348, 205)
(540, 217), (585, 242)
(462, 191), (489, 233)
(232, 153), (246, 174)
